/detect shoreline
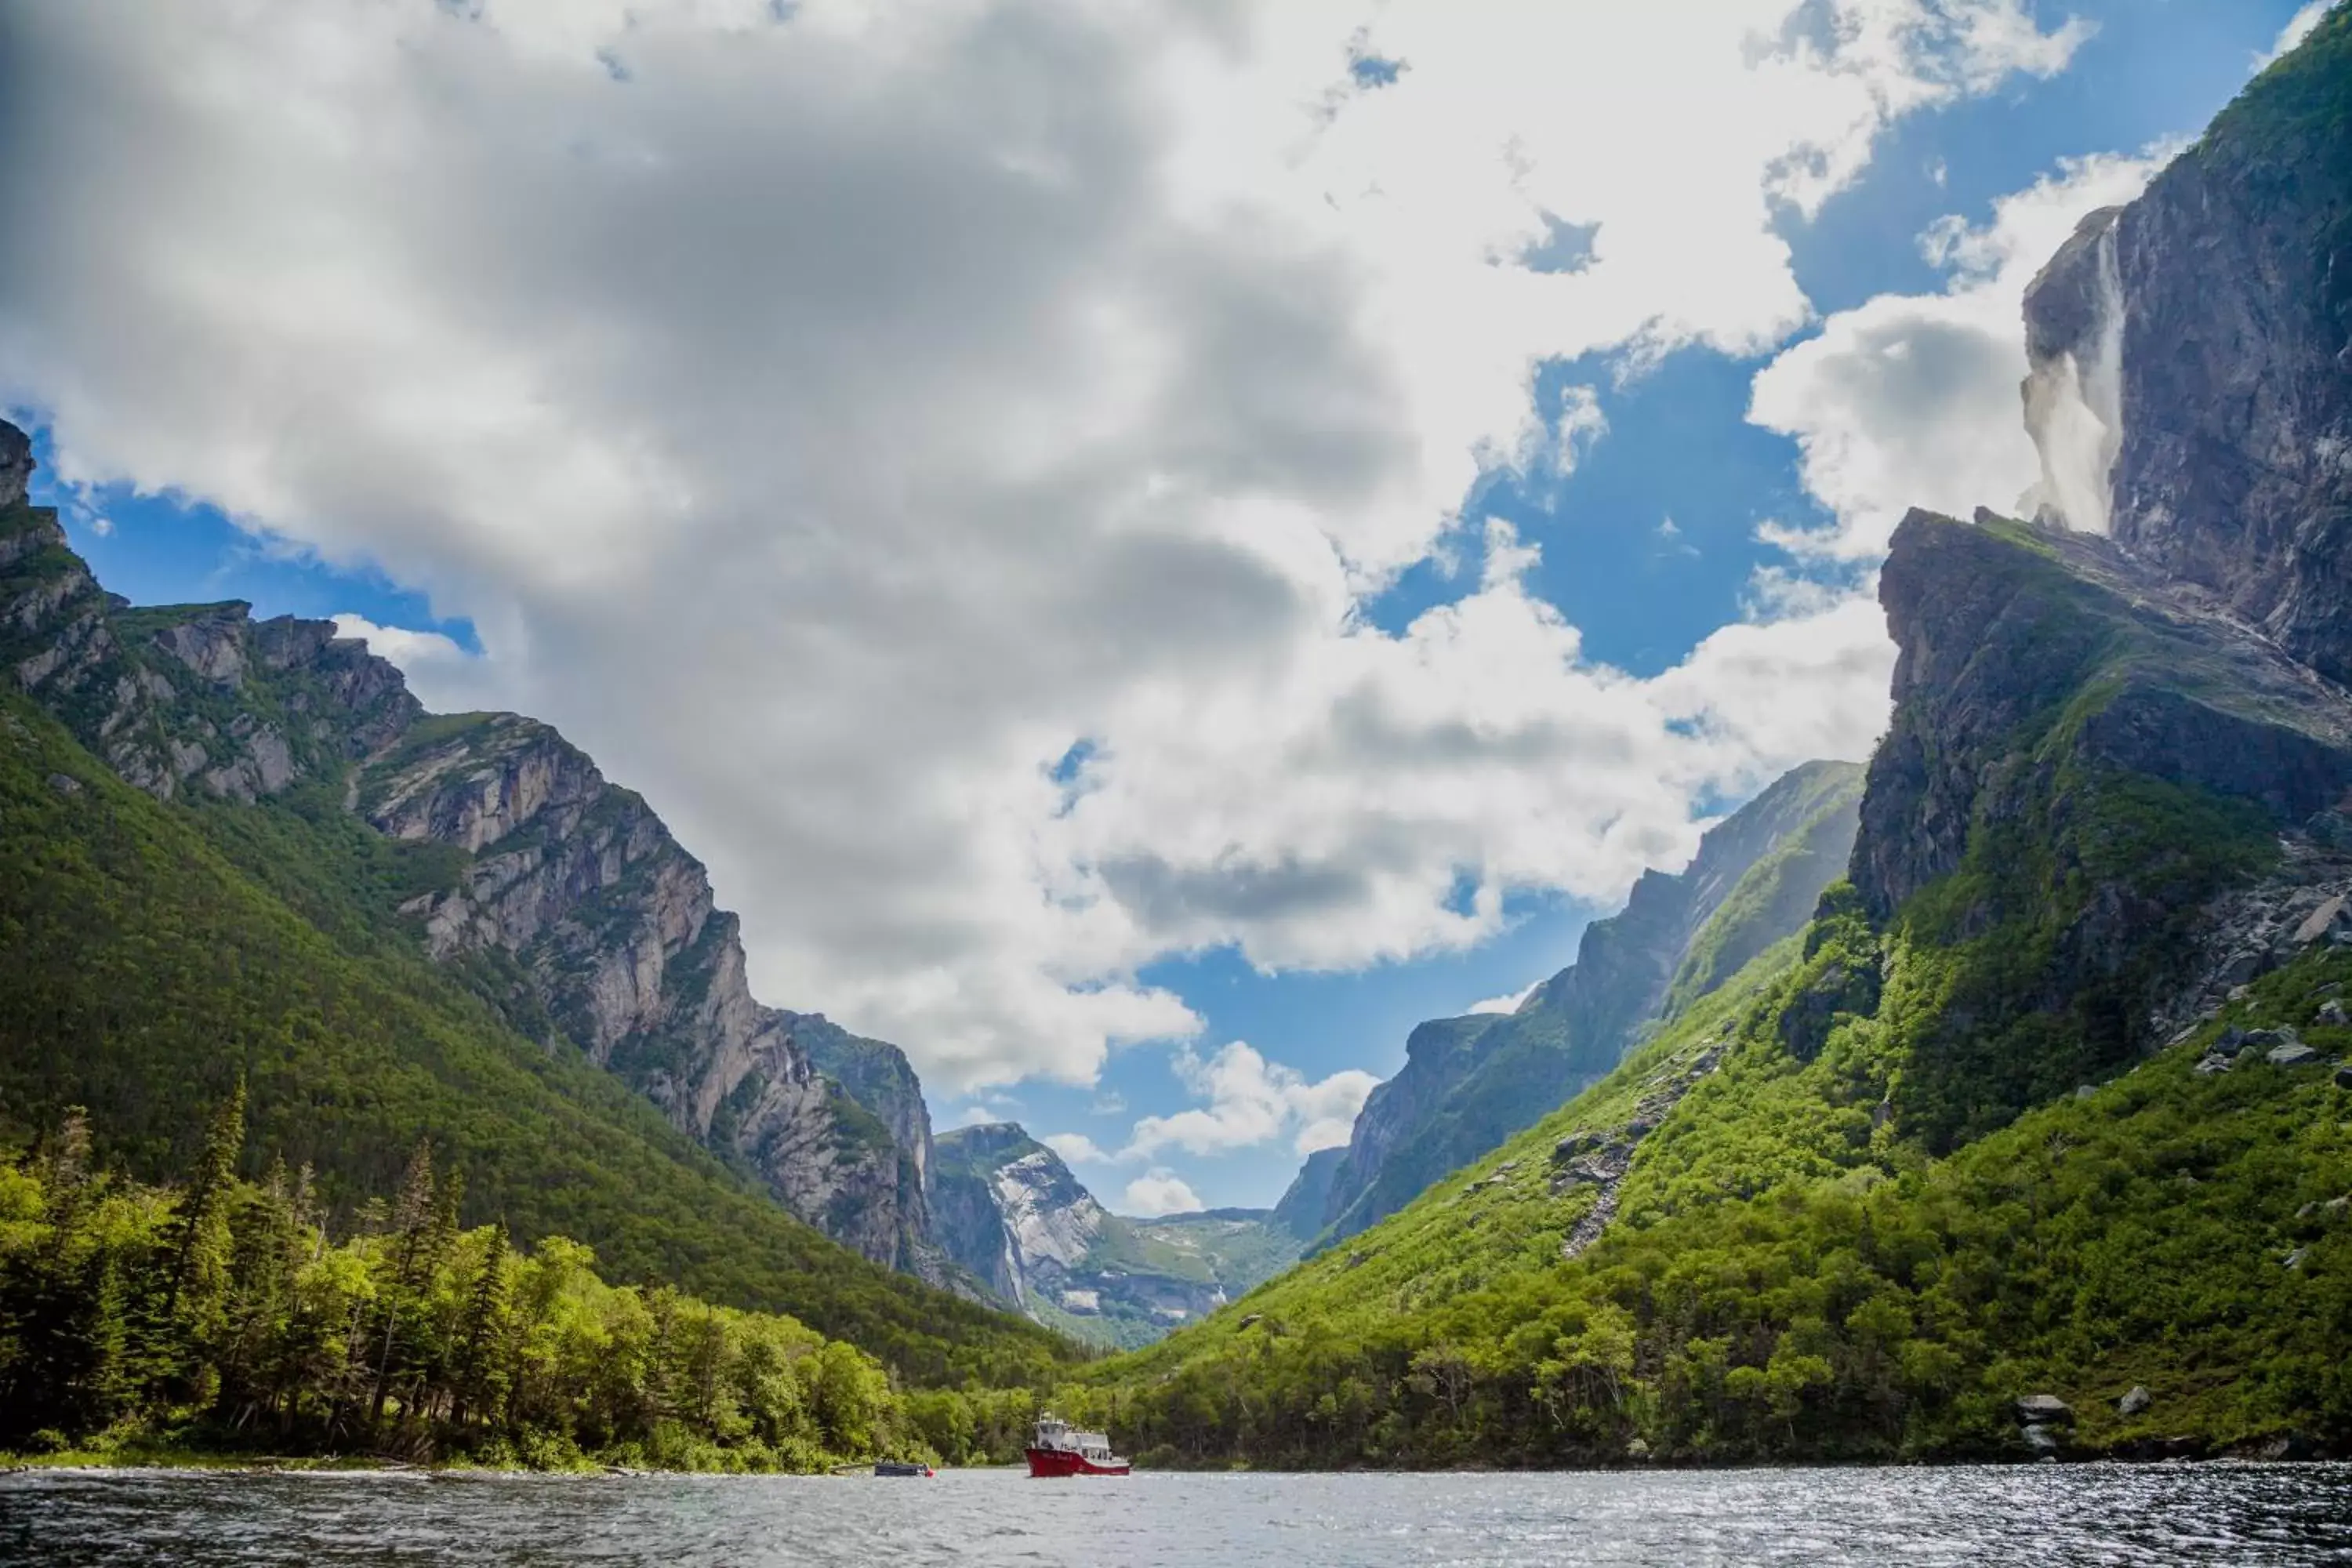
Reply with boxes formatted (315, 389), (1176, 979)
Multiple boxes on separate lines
(9, 1450), (2344, 1479)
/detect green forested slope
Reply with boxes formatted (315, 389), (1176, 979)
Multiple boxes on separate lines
(1077, 928), (2351, 1466)
(0, 694), (1072, 1388)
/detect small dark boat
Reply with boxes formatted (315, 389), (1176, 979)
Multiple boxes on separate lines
(873, 1461), (935, 1477)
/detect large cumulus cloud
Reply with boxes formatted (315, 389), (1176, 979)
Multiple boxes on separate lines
(0, 0), (2085, 1090)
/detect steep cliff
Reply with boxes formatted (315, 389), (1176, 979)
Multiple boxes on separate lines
(929, 1123), (1290, 1347)
(0, 469), (931, 1271)
(786, 1011), (949, 1277)
(1272, 1145), (1344, 1240)
(2024, 5), (2352, 678)
(1849, 506), (2352, 1146)
(1310, 759), (1865, 1243)
(0, 499), (1068, 1388)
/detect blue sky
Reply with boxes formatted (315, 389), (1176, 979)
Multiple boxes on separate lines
(7, 0), (2318, 1215)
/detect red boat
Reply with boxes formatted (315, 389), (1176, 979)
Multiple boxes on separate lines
(1025, 1414), (1131, 1476)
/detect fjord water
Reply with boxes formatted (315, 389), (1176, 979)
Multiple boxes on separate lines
(5, 1466), (2349, 1566)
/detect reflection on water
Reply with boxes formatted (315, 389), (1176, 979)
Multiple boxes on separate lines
(4, 1462), (2350, 1566)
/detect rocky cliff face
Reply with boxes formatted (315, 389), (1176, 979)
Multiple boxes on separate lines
(3, 497), (419, 807)
(931, 1123), (1264, 1347)
(0, 423), (33, 510)
(790, 1012), (934, 1194)
(351, 713), (938, 1269)
(1823, 16), (2352, 1154)
(932, 1123), (1112, 1316)
(1272, 1145), (1344, 1241)
(1857, 509), (2352, 924)
(786, 1012), (948, 1278)
(2023, 9), (2352, 679)
(1849, 502), (2352, 1147)
(1308, 759), (1866, 1243)
(0, 458), (933, 1272)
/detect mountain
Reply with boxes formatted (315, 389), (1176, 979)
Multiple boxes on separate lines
(782, 1011), (954, 1279)
(929, 1123), (1300, 1347)
(0, 445), (975, 1278)
(1310, 758), (1865, 1243)
(0, 441), (1070, 1382)
(1129, 1210), (1305, 1300)
(1080, 13), (2352, 1467)
(2024, 23), (2352, 683)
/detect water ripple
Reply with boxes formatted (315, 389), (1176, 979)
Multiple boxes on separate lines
(2, 1463), (2348, 1566)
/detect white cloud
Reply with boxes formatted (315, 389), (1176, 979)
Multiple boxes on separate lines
(1123, 1040), (1379, 1160)
(331, 614), (469, 673)
(1748, 147), (2172, 560)
(1121, 1168), (1205, 1218)
(2259, 3), (2330, 69)
(1468, 982), (1536, 1015)
(0, 0), (2083, 1091)
(332, 613), (503, 713)
(1041, 1131), (1110, 1166)
(939, 1099), (1021, 1131)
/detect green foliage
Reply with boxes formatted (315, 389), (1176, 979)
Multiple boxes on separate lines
(1073, 938), (2352, 1467)
(2204, 0), (2352, 172)
(1318, 761), (1865, 1246)
(0, 1105), (968, 1471)
(1889, 766), (2274, 1152)
(1660, 775), (1863, 1020)
(0, 695), (1072, 1388)
(1073, 514), (2348, 1465)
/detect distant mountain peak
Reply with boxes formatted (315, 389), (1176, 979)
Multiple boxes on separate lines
(930, 1119), (1301, 1347)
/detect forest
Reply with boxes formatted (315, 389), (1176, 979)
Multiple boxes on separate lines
(0, 1091), (1045, 1470)
(1065, 923), (2352, 1468)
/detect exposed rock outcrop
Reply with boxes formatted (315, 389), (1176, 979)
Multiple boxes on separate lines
(2023, 10), (2352, 679)
(1849, 506), (2352, 1145)
(0, 422), (35, 511)
(2, 495), (421, 806)
(929, 1123), (1285, 1347)
(1856, 510), (2352, 924)
(0, 439), (932, 1272)
(1272, 1145), (1344, 1241)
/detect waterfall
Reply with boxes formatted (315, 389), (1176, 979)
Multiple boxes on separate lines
(2022, 216), (2125, 534)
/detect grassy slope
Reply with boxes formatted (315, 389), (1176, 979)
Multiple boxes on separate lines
(1134, 1211), (1305, 1299)
(1658, 771), (1862, 1021)
(0, 694), (1073, 1388)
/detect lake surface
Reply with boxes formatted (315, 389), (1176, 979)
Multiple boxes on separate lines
(4, 1463), (2350, 1566)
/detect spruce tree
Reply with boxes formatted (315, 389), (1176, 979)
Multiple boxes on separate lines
(160, 1081), (248, 1406)
(164, 1080), (247, 1319)
(368, 1138), (435, 1432)
(452, 1221), (513, 1436)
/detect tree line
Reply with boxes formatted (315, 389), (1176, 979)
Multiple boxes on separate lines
(0, 1091), (1044, 1469)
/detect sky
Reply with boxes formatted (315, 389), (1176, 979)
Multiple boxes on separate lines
(0, 0), (2328, 1215)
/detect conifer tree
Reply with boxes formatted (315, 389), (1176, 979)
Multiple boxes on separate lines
(163, 1081), (247, 1320)
(369, 1138), (435, 1429)
(452, 1221), (513, 1432)
(158, 1081), (248, 1405)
